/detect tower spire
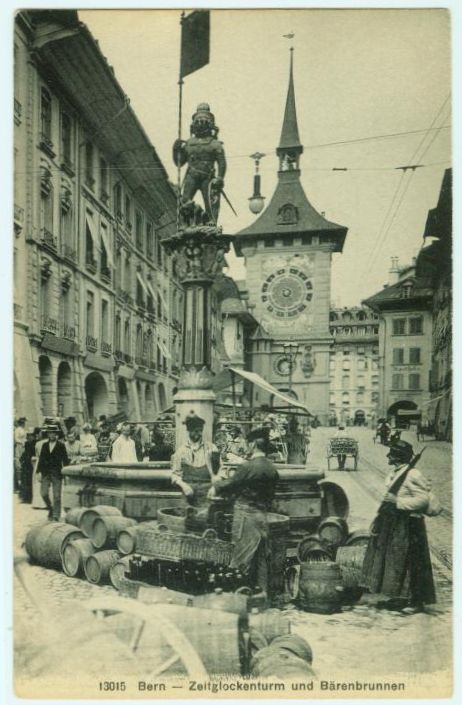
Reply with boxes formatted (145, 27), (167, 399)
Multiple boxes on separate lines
(277, 47), (304, 172)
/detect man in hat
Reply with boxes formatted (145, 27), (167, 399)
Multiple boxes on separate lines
(209, 427), (280, 597)
(171, 414), (221, 510)
(36, 425), (69, 520)
(362, 439), (437, 613)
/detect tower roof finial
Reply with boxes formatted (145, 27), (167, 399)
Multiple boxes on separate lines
(277, 46), (303, 159)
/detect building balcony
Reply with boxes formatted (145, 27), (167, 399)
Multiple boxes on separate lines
(116, 288), (133, 305)
(100, 190), (110, 206)
(101, 340), (112, 357)
(114, 349), (124, 363)
(40, 228), (57, 251)
(39, 133), (55, 159)
(86, 334), (98, 352)
(101, 266), (112, 284)
(86, 256), (98, 274)
(62, 243), (77, 263)
(63, 323), (76, 340)
(41, 315), (59, 335)
(14, 99), (22, 124)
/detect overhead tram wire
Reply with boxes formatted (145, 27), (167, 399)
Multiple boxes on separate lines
(362, 94), (451, 275)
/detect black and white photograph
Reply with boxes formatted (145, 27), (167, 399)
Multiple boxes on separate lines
(9, 6), (454, 700)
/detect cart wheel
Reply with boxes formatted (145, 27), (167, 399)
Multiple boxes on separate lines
(82, 596), (208, 678)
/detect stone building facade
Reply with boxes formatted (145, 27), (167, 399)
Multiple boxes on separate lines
(363, 262), (433, 425)
(328, 306), (380, 426)
(416, 169), (452, 439)
(13, 11), (182, 426)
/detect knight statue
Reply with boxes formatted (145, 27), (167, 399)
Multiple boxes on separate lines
(173, 103), (227, 226)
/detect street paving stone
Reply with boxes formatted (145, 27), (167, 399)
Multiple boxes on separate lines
(13, 427), (453, 684)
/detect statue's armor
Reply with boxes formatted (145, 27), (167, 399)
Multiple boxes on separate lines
(183, 137), (226, 179)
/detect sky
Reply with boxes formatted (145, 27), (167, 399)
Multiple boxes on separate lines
(79, 8), (451, 307)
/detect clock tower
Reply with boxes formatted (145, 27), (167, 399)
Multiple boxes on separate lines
(235, 50), (348, 422)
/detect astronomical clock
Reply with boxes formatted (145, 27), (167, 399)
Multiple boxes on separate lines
(259, 254), (315, 333)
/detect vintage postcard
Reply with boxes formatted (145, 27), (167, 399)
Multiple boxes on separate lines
(10, 6), (454, 701)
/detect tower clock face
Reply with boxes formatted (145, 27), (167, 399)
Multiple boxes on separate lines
(261, 267), (313, 319)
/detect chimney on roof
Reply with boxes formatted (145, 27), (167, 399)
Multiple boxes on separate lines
(388, 256), (400, 285)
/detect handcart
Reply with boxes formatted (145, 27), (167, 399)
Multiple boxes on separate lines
(326, 437), (359, 471)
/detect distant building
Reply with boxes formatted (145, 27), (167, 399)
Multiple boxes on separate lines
(328, 306), (380, 426)
(416, 169), (452, 439)
(13, 11), (181, 426)
(363, 261), (433, 425)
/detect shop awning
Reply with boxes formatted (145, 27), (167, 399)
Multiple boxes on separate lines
(100, 226), (114, 267)
(85, 212), (99, 251)
(213, 366), (310, 413)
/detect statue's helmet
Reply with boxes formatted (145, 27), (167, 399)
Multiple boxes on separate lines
(191, 103), (215, 134)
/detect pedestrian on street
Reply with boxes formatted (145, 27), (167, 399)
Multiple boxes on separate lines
(362, 439), (437, 613)
(335, 424), (348, 469)
(19, 427), (39, 503)
(79, 423), (98, 460)
(171, 414), (221, 512)
(65, 431), (81, 464)
(209, 427), (279, 597)
(14, 416), (27, 492)
(110, 422), (138, 463)
(36, 425), (69, 520)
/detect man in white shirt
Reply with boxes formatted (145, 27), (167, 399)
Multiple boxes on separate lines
(111, 422), (138, 463)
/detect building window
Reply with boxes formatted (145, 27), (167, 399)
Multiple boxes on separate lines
(342, 375), (350, 390)
(409, 317), (423, 335)
(136, 324), (143, 361)
(40, 88), (52, 141)
(392, 318), (406, 335)
(135, 210), (143, 250)
(357, 359), (366, 370)
(115, 249), (122, 289)
(124, 255), (131, 292)
(114, 183), (122, 219)
(124, 317), (131, 355)
(100, 158), (109, 202)
(157, 293), (162, 319)
(60, 204), (73, 252)
(114, 314), (121, 352)
(401, 283), (413, 298)
(61, 112), (72, 166)
(393, 348), (404, 364)
(409, 373), (421, 390)
(136, 280), (144, 308)
(342, 360), (350, 371)
(409, 347), (421, 364)
(146, 222), (154, 258)
(85, 221), (95, 267)
(85, 142), (94, 187)
(40, 186), (54, 236)
(86, 291), (94, 336)
(101, 299), (109, 342)
(157, 235), (163, 266)
(392, 373), (404, 390)
(125, 195), (132, 230)
(372, 359), (378, 370)
(100, 227), (110, 279)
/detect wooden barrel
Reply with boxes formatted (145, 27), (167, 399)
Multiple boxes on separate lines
(248, 609), (291, 644)
(296, 534), (334, 563)
(251, 647), (314, 678)
(61, 538), (96, 577)
(318, 516), (349, 548)
(336, 544), (368, 588)
(267, 513), (290, 597)
(65, 507), (87, 527)
(116, 521), (157, 555)
(298, 561), (343, 614)
(270, 634), (313, 664)
(109, 556), (132, 591)
(25, 522), (84, 568)
(344, 530), (370, 547)
(80, 506), (123, 537)
(84, 550), (120, 584)
(90, 517), (137, 549)
(272, 490), (321, 530)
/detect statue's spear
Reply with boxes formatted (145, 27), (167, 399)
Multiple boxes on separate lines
(222, 189), (238, 217)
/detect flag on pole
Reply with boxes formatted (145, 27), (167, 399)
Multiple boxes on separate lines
(180, 10), (210, 78)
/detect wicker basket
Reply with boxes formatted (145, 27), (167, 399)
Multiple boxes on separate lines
(136, 527), (234, 566)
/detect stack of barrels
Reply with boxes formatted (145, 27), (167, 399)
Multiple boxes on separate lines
(286, 516), (370, 614)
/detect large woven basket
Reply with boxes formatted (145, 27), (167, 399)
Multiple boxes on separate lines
(135, 527), (234, 566)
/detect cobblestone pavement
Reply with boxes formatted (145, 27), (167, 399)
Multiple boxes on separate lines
(13, 430), (453, 689)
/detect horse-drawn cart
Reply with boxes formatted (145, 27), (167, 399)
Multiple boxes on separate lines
(326, 437), (359, 471)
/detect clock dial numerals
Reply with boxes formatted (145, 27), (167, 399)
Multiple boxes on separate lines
(261, 268), (313, 319)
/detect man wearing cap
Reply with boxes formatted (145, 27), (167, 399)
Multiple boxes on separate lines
(171, 414), (221, 510)
(362, 439), (437, 613)
(36, 425), (69, 520)
(209, 427), (280, 596)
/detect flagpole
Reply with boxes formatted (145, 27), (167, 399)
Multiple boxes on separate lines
(177, 11), (185, 230)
